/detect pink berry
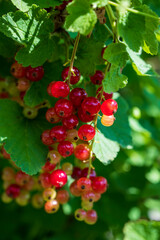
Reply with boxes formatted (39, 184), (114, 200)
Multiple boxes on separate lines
(74, 144), (90, 161)
(92, 176), (107, 194)
(50, 126), (67, 142)
(78, 107), (95, 123)
(6, 184), (20, 199)
(41, 130), (55, 146)
(26, 66), (44, 81)
(45, 107), (61, 124)
(78, 124), (95, 141)
(85, 210), (97, 225)
(62, 66), (80, 85)
(81, 191), (96, 203)
(81, 97), (101, 116)
(77, 177), (92, 192)
(58, 141), (74, 157)
(51, 81), (70, 98)
(69, 88), (87, 107)
(69, 180), (81, 197)
(101, 99), (118, 116)
(62, 115), (79, 129)
(55, 99), (73, 118)
(56, 189), (69, 204)
(50, 169), (67, 188)
(90, 70), (104, 85)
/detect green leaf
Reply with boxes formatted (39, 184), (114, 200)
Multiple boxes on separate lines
(93, 131), (120, 165)
(75, 36), (104, 76)
(103, 64), (128, 93)
(0, 5), (54, 67)
(103, 42), (129, 68)
(126, 47), (151, 75)
(124, 220), (160, 240)
(0, 32), (17, 58)
(98, 93), (132, 148)
(90, 0), (108, 8)
(11, 0), (64, 12)
(64, 0), (97, 35)
(0, 99), (51, 175)
(24, 60), (63, 107)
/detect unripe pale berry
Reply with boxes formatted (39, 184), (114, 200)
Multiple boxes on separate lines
(75, 209), (86, 221)
(101, 114), (115, 127)
(15, 190), (30, 206)
(23, 106), (38, 119)
(44, 199), (59, 214)
(1, 192), (13, 203)
(47, 150), (61, 164)
(85, 210), (97, 225)
(56, 189), (69, 204)
(81, 200), (93, 211)
(61, 162), (73, 175)
(16, 78), (30, 92)
(66, 129), (79, 142)
(32, 193), (44, 208)
(69, 180), (81, 197)
(43, 188), (57, 201)
(2, 167), (15, 181)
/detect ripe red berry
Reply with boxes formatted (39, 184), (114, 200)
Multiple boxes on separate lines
(56, 189), (69, 204)
(75, 209), (86, 221)
(47, 81), (55, 96)
(90, 70), (104, 85)
(81, 97), (101, 116)
(62, 66), (80, 85)
(6, 184), (20, 199)
(25, 66), (44, 81)
(92, 176), (107, 194)
(81, 168), (96, 180)
(45, 107), (61, 124)
(101, 99), (118, 116)
(16, 78), (30, 92)
(69, 180), (81, 196)
(78, 107), (95, 123)
(55, 99), (73, 118)
(81, 191), (96, 203)
(78, 124), (95, 141)
(44, 199), (59, 214)
(71, 167), (82, 180)
(11, 61), (26, 78)
(39, 173), (52, 188)
(96, 87), (113, 101)
(58, 141), (74, 157)
(62, 115), (79, 129)
(50, 169), (67, 188)
(51, 81), (70, 98)
(69, 88), (87, 107)
(101, 114), (115, 127)
(42, 161), (56, 172)
(50, 126), (67, 142)
(41, 130), (55, 146)
(74, 144), (90, 161)
(77, 177), (92, 192)
(85, 210), (98, 225)
(15, 171), (30, 186)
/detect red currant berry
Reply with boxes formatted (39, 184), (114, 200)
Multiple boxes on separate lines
(50, 169), (67, 188)
(75, 209), (86, 221)
(90, 70), (104, 85)
(62, 115), (79, 129)
(81, 191), (96, 203)
(43, 188), (56, 201)
(58, 141), (74, 157)
(81, 168), (96, 180)
(45, 107), (61, 124)
(2, 167), (15, 181)
(50, 126), (67, 142)
(56, 189), (69, 204)
(55, 99), (73, 118)
(47, 81), (55, 96)
(15, 171), (30, 186)
(62, 66), (80, 85)
(78, 124), (95, 141)
(32, 194), (44, 209)
(81, 201), (93, 211)
(96, 87), (113, 101)
(6, 184), (20, 199)
(77, 177), (92, 192)
(26, 66), (44, 81)
(85, 210), (97, 225)
(101, 114), (115, 127)
(69, 88), (87, 107)
(11, 61), (26, 78)
(42, 161), (56, 172)
(101, 99), (118, 116)
(74, 144), (90, 161)
(44, 199), (59, 214)
(71, 167), (82, 180)
(78, 107), (95, 123)
(92, 176), (107, 194)
(61, 162), (73, 175)
(39, 173), (52, 188)
(66, 129), (79, 142)
(69, 180), (81, 196)
(47, 150), (61, 164)
(16, 78), (30, 92)
(41, 130), (55, 146)
(81, 97), (101, 116)
(20, 91), (26, 100)
(51, 81), (70, 98)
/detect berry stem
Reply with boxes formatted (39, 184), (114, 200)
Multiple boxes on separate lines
(67, 33), (80, 85)
(105, 5), (118, 43)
